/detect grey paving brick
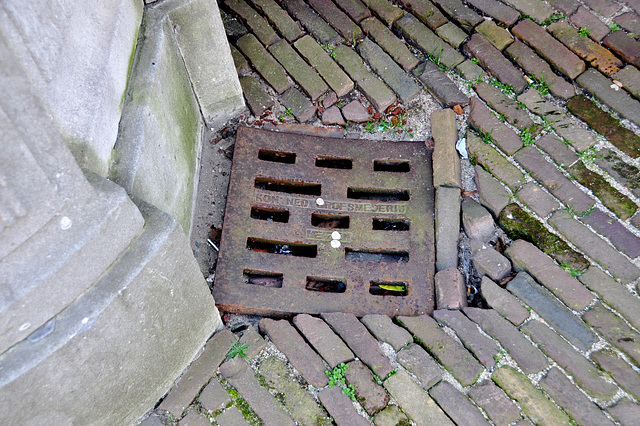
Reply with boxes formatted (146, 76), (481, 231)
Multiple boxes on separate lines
(466, 132), (525, 191)
(608, 399), (640, 425)
(237, 34), (290, 94)
(535, 134), (579, 168)
(334, 0), (371, 22)
(435, 267), (468, 309)
(231, 45), (251, 75)
(436, 22), (469, 48)
(432, 108), (461, 188)
(500, 0), (555, 23)
(199, 378), (231, 413)
(307, 0), (363, 40)
(417, 60), (470, 107)
(465, 34), (527, 94)
(583, 303), (640, 365)
(361, 314), (412, 352)
(570, 6), (611, 42)
(457, 58), (484, 81)
(293, 314), (354, 368)
(396, 0), (448, 29)
(465, 0), (520, 26)
(280, 87), (316, 122)
(318, 386), (370, 426)
(471, 239), (512, 282)
(251, 0), (303, 42)
(226, 0), (281, 46)
(469, 98), (524, 155)
(239, 326), (267, 359)
(475, 82), (533, 130)
(577, 68), (640, 127)
(345, 360), (389, 415)
(481, 276), (530, 325)
(269, 40), (328, 100)
(429, 381), (490, 425)
(361, 0), (404, 25)
(361, 17), (419, 71)
(612, 65), (640, 101)
(239, 76), (274, 116)
(181, 410), (212, 426)
(475, 166), (510, 218)
(432, 0), (483, 31)
(396, 343), (442, 389)
(592, 350), (640, 400)
(476, 20), (513, 51)
(516, 182), (560, 217)
(580, 209), (640, 257)
(283, 0), (341, 44)
(435, 186), (461, 271)
(468, 380), (521, 426)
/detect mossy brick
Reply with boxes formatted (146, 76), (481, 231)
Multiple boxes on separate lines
(465, 0), (520, 26)
(396, 343), (442, 389)
(334, 0), (371, 22)
(432, 108), (461, 188)
(465, 34), (527, 93)
(361, 314), (412, 351)
(549, 210), (640, 284)
(345, 360), (389, 415)
(237, 34), (290, 94)
(394, 14), (465, 69)
(436, 22), (469, 48)
(360, 0), (404, 25)
(521, 319), (619, 400)
(540, 367), (615, 426)
(396, 0), (448, 29)
(215, 407), (250, 425)
(577, 68), (640, 127)
(231, 45), (250, 74)
(457, 59), (484, 81)
(475, 82), (534, 130)
(239, 75), (273, 116)
(480, 276), (530, 325)
(417, 60), (470, 107)
(307, 0), (363, 40)
(608, 399), (640, 425)
(250, 0), (303, 42)
(269, 39), (328, 100)
(469, 98), (523, 155)
(515, 146), (595, 215)
(603, 30), (640, 69)
(492, 366), (572, 425)
(582, 0), (621, 18)
(435, 186), (461, 270)
(548, 21), (622, 76)
(583, 303), (640, 365)
(361, 17), (419, 71)
(516, 182), (560, 217)
(397, 314), (484, 386)
(475, 165), (510, 217)
(431, 0), (483, 31)
(466, 132), (525, 191)
(429, 381), (491, 425)
(225, 0), (280, 46)
(500, 0), (555, 23)
(535, 134), (578, 168)
(614, 11), (640, 35)
(468, 380), (521, 426)
(505, 239), (593, 310)
(592, 350), (640, 399)
(476, 20), (513, 51)
(596, 149), (640, 197)
(373, 406), (409, 426)
(293, 313), (355, 368)
(318, 384), (370, 425)
(512, 19), (585, 80)
(570, 6), (610, 42)
(612, 65), (640, 101)
(282, 0), (341, 44)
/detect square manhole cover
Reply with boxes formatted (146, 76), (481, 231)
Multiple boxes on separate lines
(212, 126), (435, 317)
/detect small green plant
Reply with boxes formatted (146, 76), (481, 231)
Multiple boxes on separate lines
(517, 101), (527, 110)
(493, 349), (508, 364)
(321, 44), (336, 58)
(578, 146), (601, 163)
(560, 262), (583, 277)
(337, 100), (344, 107)
(520, 128), (534, 146)
(579, 27), (591, 38)
(466, 72), (485, 90)
(428, 47), (448, 71)
(279, 108), (294, 121)
(227, 339), (249, 360)
(488, 77), (515, 96)
(471, 57), (479, 64)
(424, 10), (434, 18)
(541, 13), (566, 26)
(480, 128), (494, 144)
(352, 27), (358, 46)
(530, 75), (550, 96)
(609, 22), (621, 31)
(630, 32), (637, 38)
(326, 363), (356, 401)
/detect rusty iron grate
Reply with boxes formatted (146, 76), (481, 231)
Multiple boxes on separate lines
(212, 126), (435, 317)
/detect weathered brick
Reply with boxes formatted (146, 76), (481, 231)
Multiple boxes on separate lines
(397, 314), (484, 386)
(199, 378), (231, 413)
(536, 134), (579, 168)
(432, 108), (461, 188)
(516, 182), (560, 217)
(182, 410), (213, 426)
(334, 0), (371, 22)
(322, 105), (345, 125)
(501, 0), (555, 23)
(239, 326), (267, 359)
(435, 186), (460, 271)
(465, 34), (527, 93)
(505, 239), (594, 310)
(608, 399), (640, 425)
(521, 319), (619, 400)
(603, 30), (640, 69)
(231, 45), (251, 74)
(469, 98), (523, 155)
(481, 276), (530, 325)
(341, 99), (370, 122)
(570, 6), (611, 42)
(432, 0), (483, 31)
(269, 40), (328, 100)
(512, 19), (585, 79)
(361, 314), (412, 351)
(466, 132), (525, 191)
(318, 386), (370, 426)
(475, 82), (533, 131)
(464, 307), (549, 374)
(457, 59), (485, 81)
(237, 34), (290, 94)
(307, 0), (363, 40)
(373, 406), (408, 426)
(361, 17), (419, 71)
(471, 239), (512, 281)
(215, 407), (250, 425)
(436, 22), (469, 48)
(596, 149), (640, 197)
(475, 166), (510, 217)
(581, 209), (640, 254)
(612, 65), (640, 101)
(429, 381), (490, 425)
(294, 36), (354, 98)
(396, 0), (448, 29)
(283, 0), (341, 44)
(468, 380), (521, 426)
(417, 60), (470, 107)
(435, 267), (468, 309)
(251, 0), (303, 42)
(582, 0), (621, 17)
(280, 87), (316, 122)
(226, 0), (281, 46)
(396, 343), (442, 389)
(345, 360), (389, 415)
(463, 198), (495, 242)
(614, 11), (640, 35)
(361, 0), (404, 25)
(476, 20), (513, 51)
(293, 314), (354, 368)
(239, 76), (273, 116)
(583, 303), (640, 365)
(465, 0), (520, 25)
(549, 0), (579, 14)
(593, 350), (640, 399)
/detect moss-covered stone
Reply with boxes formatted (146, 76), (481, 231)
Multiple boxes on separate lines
(498, 204), (589, 272)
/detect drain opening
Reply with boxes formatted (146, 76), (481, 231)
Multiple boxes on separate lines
(311, 213), (350, 229)
(255, 177), (321, 195)
(258, 149), (296, 164)
(306, 276), (347, 293)
(373, 218), (410, 231)
(243, 269), (283, 287)
(345, 248), (409, 262)
(315, 156), (353, 169)
(369, 281), (408, 296)
(251, 206), (289, 223)
(374, 159), (411, 173)
(347, 187), (410, 201)
(247, 238), (317, 257)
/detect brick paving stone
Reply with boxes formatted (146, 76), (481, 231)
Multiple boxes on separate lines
(593, 350), (640, 399)
(466, 0), (520, 25)
(397, 314), (484, 386)
(580, 209), (640, 255)
(396, 0), (448, 29)
(373, 406), (409, 426)
(237, 34), (291, 94)
(357, 38), (421, 103)
(280, 87), (316, 122)
(550, 210), (640, 284)
(294, 36), (354, 98)
(433, 309), (500, 367)
(283, 0), (341, 44)
(577, 68), (640, 127)
(512, 19), (585, 80)
(322, 312), (393, 378)
(517, 182), (560, 217)
(335, 0), (371, 22)
(475, 166), (510, 217)
(570, 6), (610, 42)
(465, 34), (527, 94)
(583, 303), (640, 365)
(521, 319), (619, 400)
(345, 360), (389, 415)
(614, 12), (640, 35)
(226, 0), (281, 46)
(457, 59), (485, 81)
(394, 14), (465, 68)
(476, 20), (513, 51)
(463, 198), (495, 242)
(435, 186), (461, 271)
(219, 358), (295, 425)
(322, 105), (345, 125)
(239, 76), (274, 116)
(634, 213), (640, 229)
(361, 17), (419, 71)
(475, 82), (534, 130)
(435, 267), (468, 308)
(293, 314), (354, 368)
(466, 132), (525, 191)
(269, 40), (328, 100)
(307, 0), (363, 40)
(608, 399), (640, 425)
(464, 307), (549, 373)
(578, 267), (640, 330)
(159, 329), (235, 416)
(341, 100), (370, 122)
(396, 343), (442, 389)
(505, 240), (594, 310)
(596, 149), (640, 197)
(258, 318), (329, 387)
(502, 0), (555, 23)
(481, 276), (530, 325)
(250, 0), (303, 42)
(603, 30), (640, 69)
(468, 380), (521, 426)
(181, 410), (212, 426)
(548, 21), (623, 76)
(572, 163), (637, 220)
(539, 367), (615, 426)
(471, 239), (512, 281)
(507, 271), (597, 351)
(216, 406), (250, 426)
(432, 0), (483, 31)
(384, 370), (454, 425)
(361, 0), (404, 25)
(549, 0), (579, 14)
(361, 314), (412, 351)
(582, 0), (621, 18)
(429, 381), (491, 425)
(612, 65), (640, 101)
(231, 45), (251, 74)
(318, 386), (369, 425)
(432, 108), (461, 188)
(199, 378), (231, 413)
(436, 22), (469, 48)
(535, 134), (579, 168)
(239, 326), (267, 359)
(259, 357), (330, 425)
(323, 91), (337, 107)
(417, 60), (470, 107)
(139, 415), (163, 426)
(469, 98), (523, 155)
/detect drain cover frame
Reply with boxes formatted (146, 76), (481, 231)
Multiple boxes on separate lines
(213, 126), (435, 317)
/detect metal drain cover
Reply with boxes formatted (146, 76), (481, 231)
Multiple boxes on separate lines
(212, 126), (435, 317)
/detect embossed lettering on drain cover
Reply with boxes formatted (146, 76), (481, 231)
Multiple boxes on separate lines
(213, 126), (435, 316)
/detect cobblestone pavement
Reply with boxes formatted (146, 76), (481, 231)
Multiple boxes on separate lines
(140, 0), (640, 423)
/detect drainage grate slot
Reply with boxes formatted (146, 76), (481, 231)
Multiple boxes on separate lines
(311, 213), (350, 229)
(243, 270), (283, 287)
(373, 218), (410, 231)
(247, 237), (317, 258)
(369, 281), (408, 296)
(255, 177), (321, 196)
(306, 276), (347, 293)
(345, 248), (409, 262)
(315, 156), (353, 169)
(374, 159), (411, 173)
(251, 206), (290, 223)
(347, 187), (410, 201)
(258, 149), (296, 164)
